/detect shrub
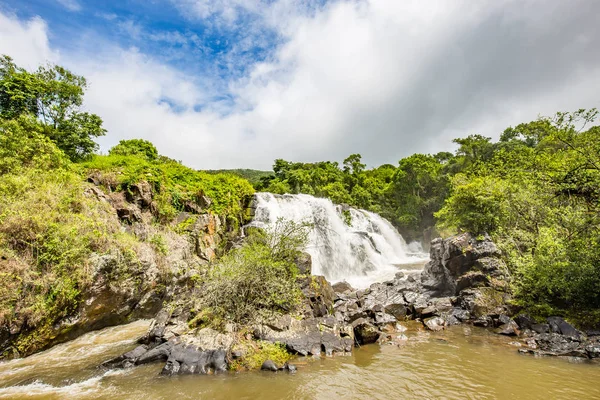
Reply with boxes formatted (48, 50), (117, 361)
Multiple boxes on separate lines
(109, 139), (158, 161)
(199, 219), (310, 325)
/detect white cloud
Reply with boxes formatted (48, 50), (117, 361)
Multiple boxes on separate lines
(0, 12), (58, 68)
(56, 0), (81, 12)
(0, 1), (599, 169)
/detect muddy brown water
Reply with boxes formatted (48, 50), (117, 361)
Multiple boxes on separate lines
(0, 320), (598, 400)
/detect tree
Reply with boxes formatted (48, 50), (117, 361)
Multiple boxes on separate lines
(0, 55), (106, 160)
(109, 139), (159, 161)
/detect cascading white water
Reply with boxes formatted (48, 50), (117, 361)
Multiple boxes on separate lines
(249, 193), (429, 289)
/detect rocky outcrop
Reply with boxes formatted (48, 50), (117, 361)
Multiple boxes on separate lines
(515, 316), (600, 358)
(99, 229), (600, 377)
(0, 177), (241, 360)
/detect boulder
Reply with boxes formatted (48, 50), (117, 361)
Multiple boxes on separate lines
(546, 317), (581, 340)
(352, 318), (380, 344)
(423, 317), (446, 332)
(420, 233), (507, 297)
(513, 314), (535, 330)
(332, 281), (355, 294)
(495, 320), (519, 336)
(531, 323), (550, 334)
(261, 360), (279, 371)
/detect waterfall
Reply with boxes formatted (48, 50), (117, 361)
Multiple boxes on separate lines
(248, 193), (429, 289)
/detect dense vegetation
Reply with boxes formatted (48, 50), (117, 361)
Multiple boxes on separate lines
(1, 52), (599, 340)
(205, 168), (273, 187)
(258, 110), (600, 324)
(0, 57), (255, 354)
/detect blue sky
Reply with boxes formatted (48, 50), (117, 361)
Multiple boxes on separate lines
(2, 0), (285, 105)
(0, 0), (599, 169)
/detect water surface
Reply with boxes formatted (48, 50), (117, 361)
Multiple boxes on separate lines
(1, 320), (598, 399)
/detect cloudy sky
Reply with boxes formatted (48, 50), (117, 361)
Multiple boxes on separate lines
(0, 0), (599, 169)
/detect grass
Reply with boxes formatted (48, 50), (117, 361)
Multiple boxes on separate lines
(81, 154), (255, 224)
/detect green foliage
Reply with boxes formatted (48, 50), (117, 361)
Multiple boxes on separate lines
(205, 169), (274, 187)
(82, 152), (255, 224)
(0, 115), (68, 174)
(199, 219), (310, 325)
(0, 55), (105, 161)
(0, 168), (143, 332)
(436, 108), (600, 318)
(229, 340), (291, 371)
(109, 139), (159, 161)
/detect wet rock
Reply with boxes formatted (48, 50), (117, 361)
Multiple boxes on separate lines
(473, 316), (492, 328)
(423, 317), (446, 332)
(385, 303), (408, 320)
(295, 252), (312, 275)
(452, 308), (471, 322)
(495, 320), (519, 336)
(532, 333), (586, 357)
(261, 359), (279, 371)
(136, 342), (174, 365)
(585, 342), (600, 358)
(161, 346), (228, 375)
(332, 281), (355, 294)
(352, 318), (380, 345)
(283, 362), (297, 372)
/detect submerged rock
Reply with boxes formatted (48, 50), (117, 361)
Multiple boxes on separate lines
(261, 359), (279, 371)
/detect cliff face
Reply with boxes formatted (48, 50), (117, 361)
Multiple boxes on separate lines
(0, 178), (247, 360)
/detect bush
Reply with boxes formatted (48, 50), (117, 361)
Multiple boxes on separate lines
(198, 219), (310, 325)
(0, 116), (68, 174)
(109, 139), (158, 161)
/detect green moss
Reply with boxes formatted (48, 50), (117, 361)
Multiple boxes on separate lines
(229, 340), (292, 371)
(341, 209), (352, 226)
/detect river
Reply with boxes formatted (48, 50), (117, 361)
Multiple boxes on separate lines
(1, 320), (598, 399)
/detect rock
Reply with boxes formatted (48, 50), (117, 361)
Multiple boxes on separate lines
(497, 314), (511, 326)
(294, 252), (312, 275)
(332, 281), (355, 294)
(456, 272), (489, 293)
(452, 308), (471, 322)
(531, 324), (550, 334)
(473, 316), (492, 328)
(585, 342), (600, 358)
(125, 181), (153, 209)
(420, 233), (507, 297)
(546, 317), (581, 340)
(283, 362), (297, 372)
(424, 317), (446, 332)
(352, 318), (380, 344)
(188, 214), (223, 262)
(495, 320), (519, 336)
(299, 275), (335, 318)
(161, 346), (228, 375)
(116, 206), (142, 223)
(513, 314), (535, 330)
(261, 359), (279, 371)
(532, 333), (587, 357)
(385, 303), (408, 320)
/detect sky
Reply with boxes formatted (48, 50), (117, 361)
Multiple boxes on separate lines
(0, 0), (599, 170)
